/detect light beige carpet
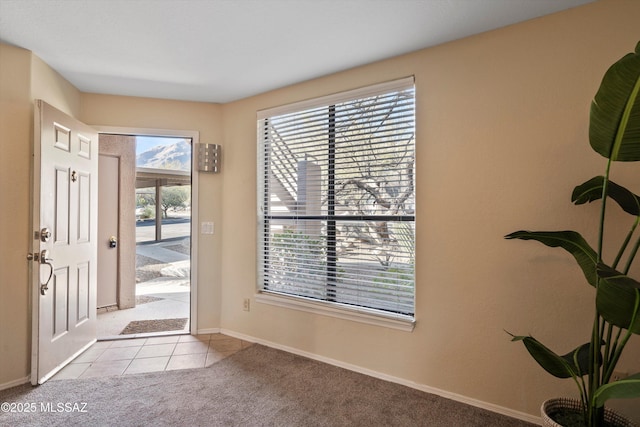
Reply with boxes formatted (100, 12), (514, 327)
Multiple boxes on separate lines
(0, 344), (535, 426)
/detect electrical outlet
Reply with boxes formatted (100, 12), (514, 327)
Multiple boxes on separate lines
(243, 298), (250, 312)
(611, 371), (628, 382)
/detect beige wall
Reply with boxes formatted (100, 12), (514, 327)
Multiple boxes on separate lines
(219, 0), (640, 422)
(0, 44), (33, 388)
(1, 0), (639, 422)
(31, 54), (81, 117)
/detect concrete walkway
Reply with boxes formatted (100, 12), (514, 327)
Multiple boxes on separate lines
(137, 240), (190, 263)
(97, 237), (191, 339)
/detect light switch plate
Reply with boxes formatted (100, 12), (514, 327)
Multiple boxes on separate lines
(201, 221), (214, 235)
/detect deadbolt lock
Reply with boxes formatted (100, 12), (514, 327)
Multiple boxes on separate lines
(39, 227), (52, 242)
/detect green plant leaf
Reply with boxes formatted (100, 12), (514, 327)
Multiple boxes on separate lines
(598, 263), (640, 288)
(596, 264), (640, 334)
(567, 342), (593, 377)
(505, 231), (597, 286)
(572, 176), (640, 216)
(510, 335), (580, 378)
(594, 373), (640, 407)
(589, 41), (640, 161)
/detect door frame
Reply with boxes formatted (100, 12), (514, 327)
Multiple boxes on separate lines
(93, 126), (199, 335)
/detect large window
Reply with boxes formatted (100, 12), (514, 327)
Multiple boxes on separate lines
(257, 78), (415, 320)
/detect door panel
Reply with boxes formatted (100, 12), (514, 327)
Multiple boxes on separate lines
(54, 167), (69, 244)
(31, 100), (98, 384)
(52, 267), (69, 338)
(77, 172), (91, 243)
(78, 262), (90, 322)
(53, 123), (70, 151)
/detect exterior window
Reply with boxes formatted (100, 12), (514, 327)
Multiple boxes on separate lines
(257, 78), (415, 318)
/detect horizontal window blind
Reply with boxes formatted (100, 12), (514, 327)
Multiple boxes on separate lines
(258, 78), (415, 317)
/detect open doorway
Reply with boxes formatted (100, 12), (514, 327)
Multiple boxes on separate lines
(96, 133), (196, 339)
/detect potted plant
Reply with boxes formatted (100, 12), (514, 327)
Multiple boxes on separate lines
(505, 41), (640, 427)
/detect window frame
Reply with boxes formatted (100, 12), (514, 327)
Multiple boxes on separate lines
(256, 77), (416, 331)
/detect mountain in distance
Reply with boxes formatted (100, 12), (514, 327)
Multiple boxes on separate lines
(136, 139), (191, 171)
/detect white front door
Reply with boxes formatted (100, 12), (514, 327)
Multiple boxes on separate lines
(31, 100), (98, 384)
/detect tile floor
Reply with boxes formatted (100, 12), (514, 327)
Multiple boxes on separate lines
(51, 334), (252, 380)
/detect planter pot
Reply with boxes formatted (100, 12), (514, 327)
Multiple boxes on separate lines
(541, 398), (636, 427)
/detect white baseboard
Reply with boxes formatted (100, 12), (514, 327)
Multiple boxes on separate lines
(220, 329), (541, 426)
(197, 327), (221, 335)
(0, 376), (29, 391)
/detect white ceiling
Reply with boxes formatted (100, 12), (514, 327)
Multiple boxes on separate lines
(0, 0), (594, 103)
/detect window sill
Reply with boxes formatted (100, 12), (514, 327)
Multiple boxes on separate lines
(255, 291), (415, 332)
